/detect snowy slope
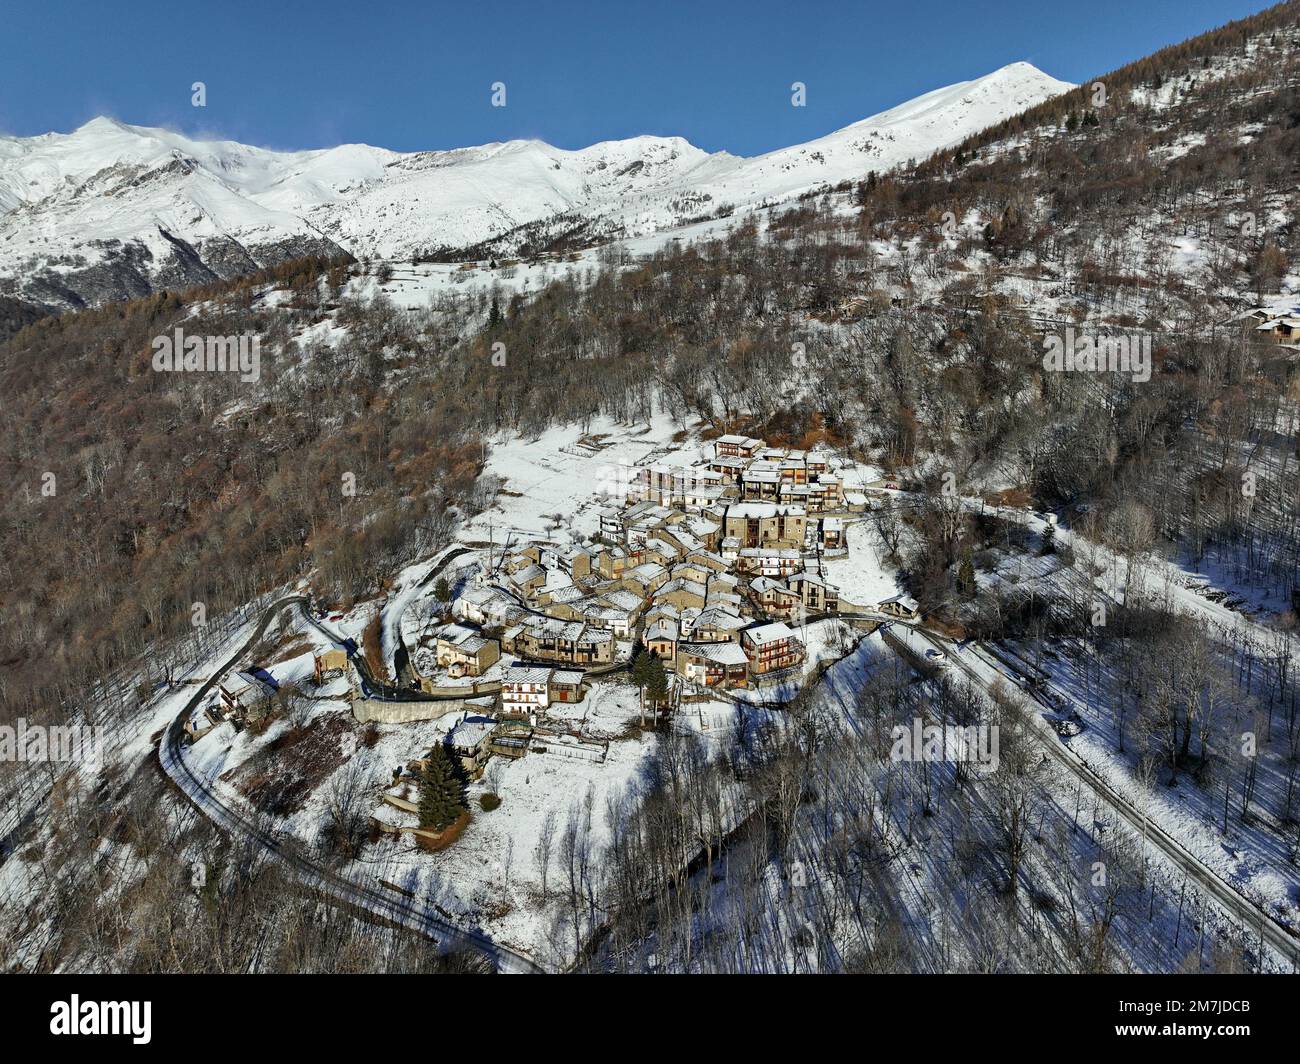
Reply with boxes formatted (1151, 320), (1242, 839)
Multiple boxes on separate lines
(0, 62), (1071, 308)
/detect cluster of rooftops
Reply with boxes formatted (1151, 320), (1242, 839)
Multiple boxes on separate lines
(427, 434), (866, 693)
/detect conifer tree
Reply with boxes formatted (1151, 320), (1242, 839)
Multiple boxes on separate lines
(419, 744), (466, 831)
(1040, 523), (1057, 556)
(645, 651), (669, 709)
(957, 552), (977, 600)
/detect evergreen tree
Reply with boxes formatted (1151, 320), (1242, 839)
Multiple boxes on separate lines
(418, 744), (466, 831)
(632, 645), (652, 727)
(1040, 523), (1057, 556)
(645, 651), (669, 710)
(957, 552), (977, 600)
(632, 646), (652, 690)
(434, 576), (451, 603)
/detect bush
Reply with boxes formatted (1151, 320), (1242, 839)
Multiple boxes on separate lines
(479, 793), (502, 812)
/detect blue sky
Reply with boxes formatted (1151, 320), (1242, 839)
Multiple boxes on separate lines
(0, 0), (1272, 154)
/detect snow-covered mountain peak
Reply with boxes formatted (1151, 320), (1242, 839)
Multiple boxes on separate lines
(0, 61), (1072, 307)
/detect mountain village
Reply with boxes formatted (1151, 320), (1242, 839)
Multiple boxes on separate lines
(180, 427), (919, 854)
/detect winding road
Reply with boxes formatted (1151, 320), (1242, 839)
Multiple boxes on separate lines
(158, 533), (1300, 971)
(158, 593), (545, 974)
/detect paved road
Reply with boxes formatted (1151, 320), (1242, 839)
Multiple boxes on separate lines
(160, 543), (1300, 969)
(158, 593), (545, 974)
(714, 607), (1300, 964)
(916, 627), (1300, 967)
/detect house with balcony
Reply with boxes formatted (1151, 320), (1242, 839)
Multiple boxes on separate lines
(499, 665), (553, 719)
(742, 622), (805, 675)
(788, 572), (839, 614)
(676, 641), (750, 689)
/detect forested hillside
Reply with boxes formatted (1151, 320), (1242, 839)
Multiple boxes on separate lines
(3, 1), (1300, 974)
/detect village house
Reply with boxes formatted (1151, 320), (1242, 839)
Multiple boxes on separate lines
(670, 558), (714, 586)
(504, 562), (547, 600)
(1245, 307), (1300, 347)
(539, 584), (587, 620)
(807, 475), (845, 513)
(313, 648), (348, 685)
(788, 571), (839, 614)
(749, 575), (802, 619)
(715, 434), (764, 458)
(735, 546), (803, 578)
(722, 502), (807, 548)
(597, 545), (636, 580)
(707, 590), (744, 613)
(644, 612), (680, 663)
(655, 577), (707, 611)
(684, 514), (722, 550)
(499, 665), (552, 720)
(619, 561), (669, 598)
(434, 624), (500, 677)
(549, 669), (585, 704)
(777, 482), (813, 507)
(598, 506), (626, 544)
(454, 585), (518, 627)
(629, 465), (727, 508)
(218, 670), (272, 717)
(646, 526), (692, 562)
(676, 641), (750, 688)
(877, 596), (920, 620)
(685, 549), (730, 576)
(813, 517), (845, 551)
(693, 605), (750, 643)
(579, 597), (639, 638)
(780, 457), (809, 485)
(678, 606), (703, 639)
(567, 545), (596, 582)
(708, 454), (748, 480)
(504, 618), (615, 666)
(708, 571), (740, 596)
(739, 461), (783, 501)
(682, 484), (730, 509)
(742, 622), (805, 675)
(446, 716), (496, 777)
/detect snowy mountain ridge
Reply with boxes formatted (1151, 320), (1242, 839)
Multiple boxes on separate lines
(0, 62), (1072, 308)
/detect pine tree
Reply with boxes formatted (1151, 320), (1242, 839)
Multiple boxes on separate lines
(957, 552), (977, 600)
(1040, 523), (1057, 556)
(632, 646), (652, 690)
(645, 652), (669, 716)
(632, 646), (652, 727)
(418, 744), (466, 831)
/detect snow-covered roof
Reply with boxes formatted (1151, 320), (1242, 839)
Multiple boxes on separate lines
(725, 502), (806, 518)
(502, 664), (552, 685)
(680, 641), (749, 666)
(743, 621), (796, 646)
